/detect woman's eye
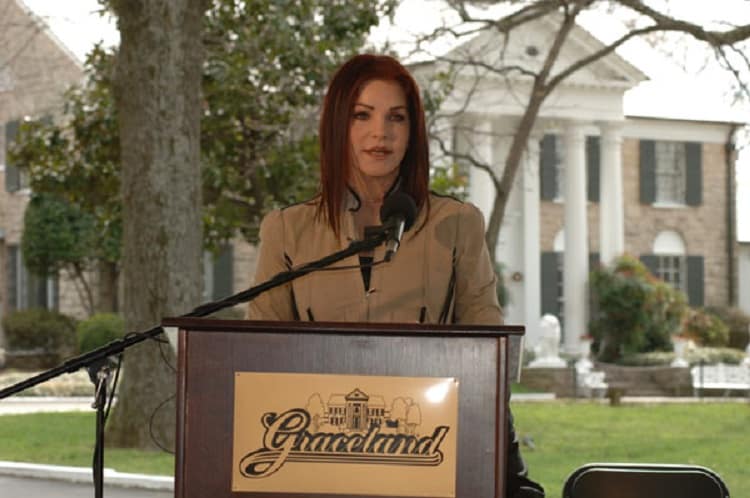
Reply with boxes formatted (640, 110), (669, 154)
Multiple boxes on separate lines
(389, 113), (406, 122)
(353, 111), (369, 120)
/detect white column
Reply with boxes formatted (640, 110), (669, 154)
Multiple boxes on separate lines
(466, 119), (495, 220)
(599, 121), (625, 264)
(562, 121), (589, 354)
(522, 133), (542, 349)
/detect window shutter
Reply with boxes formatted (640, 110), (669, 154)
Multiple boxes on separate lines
(589, 252), (600, 322)
(7, 246), (19, 311)
(687, 255), (704, 306)
(5, 120), (20, 192)
(212, 245), (234, 300)
(685, 142), (702, 206)
(29, 272), (48, 309)
(639, 139), (656, 204)
(540, 134), (557, 200)
(541, 251), (559, 316)
(589, 252), (600, 272)
(640, 254), (659, 277)
(52, 276), (60, 311)
(586, 136), (600, 202)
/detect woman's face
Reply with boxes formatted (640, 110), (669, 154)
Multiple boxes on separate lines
(349, 79), (410, 184)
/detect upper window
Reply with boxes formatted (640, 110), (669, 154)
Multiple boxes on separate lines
(654, 141), (686, 204)
(640, 140), (702, 206)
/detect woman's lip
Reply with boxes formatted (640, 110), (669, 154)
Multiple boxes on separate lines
(365, 148), (392, 153)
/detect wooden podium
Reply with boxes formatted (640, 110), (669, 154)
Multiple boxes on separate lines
(164, 317), (523, 498)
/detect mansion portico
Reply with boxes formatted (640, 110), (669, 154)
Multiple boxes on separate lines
(414, 16), (741, 354)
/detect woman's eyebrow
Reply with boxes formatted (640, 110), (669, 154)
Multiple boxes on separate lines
(354, 102), (407, 111)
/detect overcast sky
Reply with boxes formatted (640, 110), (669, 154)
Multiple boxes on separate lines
(21, 0), (750, 241)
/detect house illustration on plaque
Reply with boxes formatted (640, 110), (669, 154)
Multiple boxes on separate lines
(327, 388), (387, 433)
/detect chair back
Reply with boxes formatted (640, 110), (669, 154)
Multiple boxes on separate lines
(563, 463), (729, 498)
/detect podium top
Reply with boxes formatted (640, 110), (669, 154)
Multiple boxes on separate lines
(162, 316), (524, 338)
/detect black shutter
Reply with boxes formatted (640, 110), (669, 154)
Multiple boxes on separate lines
(52, 276), (60, 311)
(685, 142), (702, 206)
(7, 245), (18, 311)
(589, 252), (601, 272)
(212, 245), (234, 300)
(589, 252), (600, 322)
(29, 272), (47, 309)
(5, 120), (20, 192)
(640, 254), (659, 278)
(687, 255), (704, 306)
(639, 139), (656, 204)
(540, 134), (557, 200)
(541, 251), (559, 316)
(586, 136), (600, 202)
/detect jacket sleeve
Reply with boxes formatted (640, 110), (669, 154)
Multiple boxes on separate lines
(246, 209), (298, 321)
(452, 202), (504, 325)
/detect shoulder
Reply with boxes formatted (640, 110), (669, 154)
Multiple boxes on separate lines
(427, 192), (484, 223)
(263, 199), (318, 225)
(260, 199), (320, 239)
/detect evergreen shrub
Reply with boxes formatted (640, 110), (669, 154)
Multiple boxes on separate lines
(77, 313), (125, 354)
(589, 255), (687, 362)
(682, 308), (729, 347)
(705, 306), (750, 350)
(2, 309), (77, 365)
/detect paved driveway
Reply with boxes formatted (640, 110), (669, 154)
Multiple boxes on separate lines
(0, 475), (172, 497)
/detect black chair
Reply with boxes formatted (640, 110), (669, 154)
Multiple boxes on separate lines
(562, 463), (730, 498)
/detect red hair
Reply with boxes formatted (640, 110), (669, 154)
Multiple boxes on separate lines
(317, 54), (430, 235)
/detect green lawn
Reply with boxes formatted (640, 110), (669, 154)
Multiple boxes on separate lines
(0, 412), (173, 475)
(513, 401), (750, 497)
(0, 403), (748, 497)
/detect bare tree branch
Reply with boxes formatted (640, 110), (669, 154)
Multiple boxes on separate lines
(617, 0), (750, 45)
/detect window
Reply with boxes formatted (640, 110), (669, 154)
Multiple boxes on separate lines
(540, 133), (600, 202)
(654, 141), (686, 203)
(202, 245), (234, 301)
(4, 120), (30, 192)
(641, 231), (704, 305)
(640, 140), (702, 206)
(655, 255), (686, 292)
(540, 231), (600, 342)
(6, 245), (58, 311)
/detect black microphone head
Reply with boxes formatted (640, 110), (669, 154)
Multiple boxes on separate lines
(380, 192), (417, 231)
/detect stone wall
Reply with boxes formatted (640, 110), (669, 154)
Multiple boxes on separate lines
(521, 364), (694, 397)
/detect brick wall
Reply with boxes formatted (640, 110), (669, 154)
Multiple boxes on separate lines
(540, 136), (732, 307)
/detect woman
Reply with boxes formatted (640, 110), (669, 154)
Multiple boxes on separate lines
(248, 54), (544, 498)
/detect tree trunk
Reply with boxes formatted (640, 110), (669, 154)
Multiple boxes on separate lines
(106, 0), (207, 450)
(96, 260), (119, 313)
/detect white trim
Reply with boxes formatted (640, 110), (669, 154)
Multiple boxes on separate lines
(651, 201), (687, 209)
(653, 230), (686, 255)
(623, 117), (734, 143)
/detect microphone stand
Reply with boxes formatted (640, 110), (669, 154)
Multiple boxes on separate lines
(0, 227), (391, 498)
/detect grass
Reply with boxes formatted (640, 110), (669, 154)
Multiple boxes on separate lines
(0, 403), (748, 497)
(0, 412), (173, 475)
(513, 401), (750, 497)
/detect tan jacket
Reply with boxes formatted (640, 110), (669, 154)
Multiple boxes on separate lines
(247, 191), (502, 326)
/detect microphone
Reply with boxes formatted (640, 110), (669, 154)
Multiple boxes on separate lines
(379, 192), (417, 262)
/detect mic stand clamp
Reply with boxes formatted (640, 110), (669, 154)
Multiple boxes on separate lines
(87, 358), (115, 498)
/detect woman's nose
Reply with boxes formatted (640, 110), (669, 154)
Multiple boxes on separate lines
(371, 117), (390, 138)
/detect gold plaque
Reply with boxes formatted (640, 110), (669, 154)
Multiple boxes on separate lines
(232, 372), (459, 497)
